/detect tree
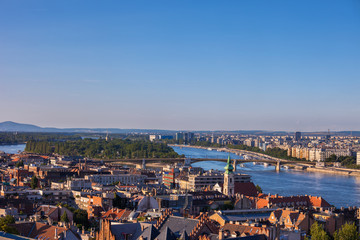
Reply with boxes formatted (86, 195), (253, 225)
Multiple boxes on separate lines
(334, 222), (360, 240)
(60, 211), (69, 223)
(255, 184), (263, 193)
(15, 160), (24, 168)
(309, 221), (330, 240)
(30, 175), (39, 189)
(0, 215), (18, 234)
(74, 209), (89, 229)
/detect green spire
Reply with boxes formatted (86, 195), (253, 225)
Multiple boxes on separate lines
(224, 154), (234, 174)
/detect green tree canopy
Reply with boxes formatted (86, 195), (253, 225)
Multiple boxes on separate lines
(309, 221), (330, 240)
(255, 184), (263, 193)
(0, 215), (18, 234)
(30, 175), (38, 189)
(25, 138), (180, 159)
(334, 222), (360, 240)
(60, 211), (69, 223)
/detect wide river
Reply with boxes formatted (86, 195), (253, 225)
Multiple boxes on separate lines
(172, 146), (360, 208)
(0, 144), (26, 154)
(1, 144), (359, 207)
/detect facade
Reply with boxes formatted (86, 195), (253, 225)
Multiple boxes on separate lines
(149, 135), (159, 142)
(85, 174), (146, 185)
(175, 132), (184, 141)
(180, 171), (251, 191)
(65, 178), (92, 190)
(357, 152), (360, 165)
(162, 166), (180, 189)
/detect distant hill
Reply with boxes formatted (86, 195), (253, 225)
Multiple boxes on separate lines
(0, 121), (359, 136)
(0, 121), (53, 132)
(0, 121), (176, 134)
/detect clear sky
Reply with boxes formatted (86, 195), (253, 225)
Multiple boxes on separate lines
(0, 0), (359, 131)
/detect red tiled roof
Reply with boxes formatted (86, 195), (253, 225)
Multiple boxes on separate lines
(102, 208), (132, 220)
(256, 194), (331, 209)
(12, 222), (69, 239)
(309, 196), (331, 208)
(219, 182), (258, 197)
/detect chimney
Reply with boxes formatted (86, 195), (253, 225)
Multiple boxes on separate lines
(219, 228), (224, 240)
(55, 228), (58, 239)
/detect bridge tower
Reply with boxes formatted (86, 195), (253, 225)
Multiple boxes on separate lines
(223, 155), (235, 196)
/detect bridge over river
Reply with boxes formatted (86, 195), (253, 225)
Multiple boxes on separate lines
(103, 156), (313, 171)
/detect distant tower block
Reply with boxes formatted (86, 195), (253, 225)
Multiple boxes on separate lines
(105, 131), (109, 141)
(142, 158), (146, 169)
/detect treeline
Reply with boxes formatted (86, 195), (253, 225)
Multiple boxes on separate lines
(25, 139), (181, 159)
(325, 155), (360, 169)
(0, 132), (82, 145)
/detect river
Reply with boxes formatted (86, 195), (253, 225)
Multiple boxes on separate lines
(172, 146), (360, 208)
(0, 144), (26, 154)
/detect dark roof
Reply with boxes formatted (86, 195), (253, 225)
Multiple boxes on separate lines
(237, 234), (267, 240)
(234, 182), (258, 197)
(179, 230), (189, 240)
(109, 222), (152, 240)
(137, 225), (159, 240)
(219, 182), (258, 197)
(158, 216), (199, 237)
(0, 231), (35, 240)
(155, 226), (176, 240)
(207, 234), (267, 240)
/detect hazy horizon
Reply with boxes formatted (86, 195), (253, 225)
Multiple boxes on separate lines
(1, 1), (359, 131)
(1, 120), (359, 133)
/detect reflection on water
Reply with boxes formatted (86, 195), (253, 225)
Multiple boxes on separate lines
(172, 146), (360, 208)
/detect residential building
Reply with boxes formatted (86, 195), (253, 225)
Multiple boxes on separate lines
(180, 171), (251, 191)
(85, 174), (146, 185)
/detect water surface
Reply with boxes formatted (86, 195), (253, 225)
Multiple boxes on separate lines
(172, 146), (360, 208)
(0, 144), (26, 154)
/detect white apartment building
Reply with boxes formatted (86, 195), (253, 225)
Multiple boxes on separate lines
(65, 178), (92, 190)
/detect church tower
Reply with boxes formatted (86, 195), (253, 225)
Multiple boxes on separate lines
(223, 154), (235, 196)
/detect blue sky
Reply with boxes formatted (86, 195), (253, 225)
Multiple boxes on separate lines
(0, 0), (359, 131)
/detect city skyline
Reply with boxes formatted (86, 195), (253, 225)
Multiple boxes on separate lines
(1, 1), (359, 131)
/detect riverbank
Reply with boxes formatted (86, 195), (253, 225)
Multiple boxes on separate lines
(170, 144), (360, 177)
(307, 166), (360, 176)
(169, 144), (293, 163)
